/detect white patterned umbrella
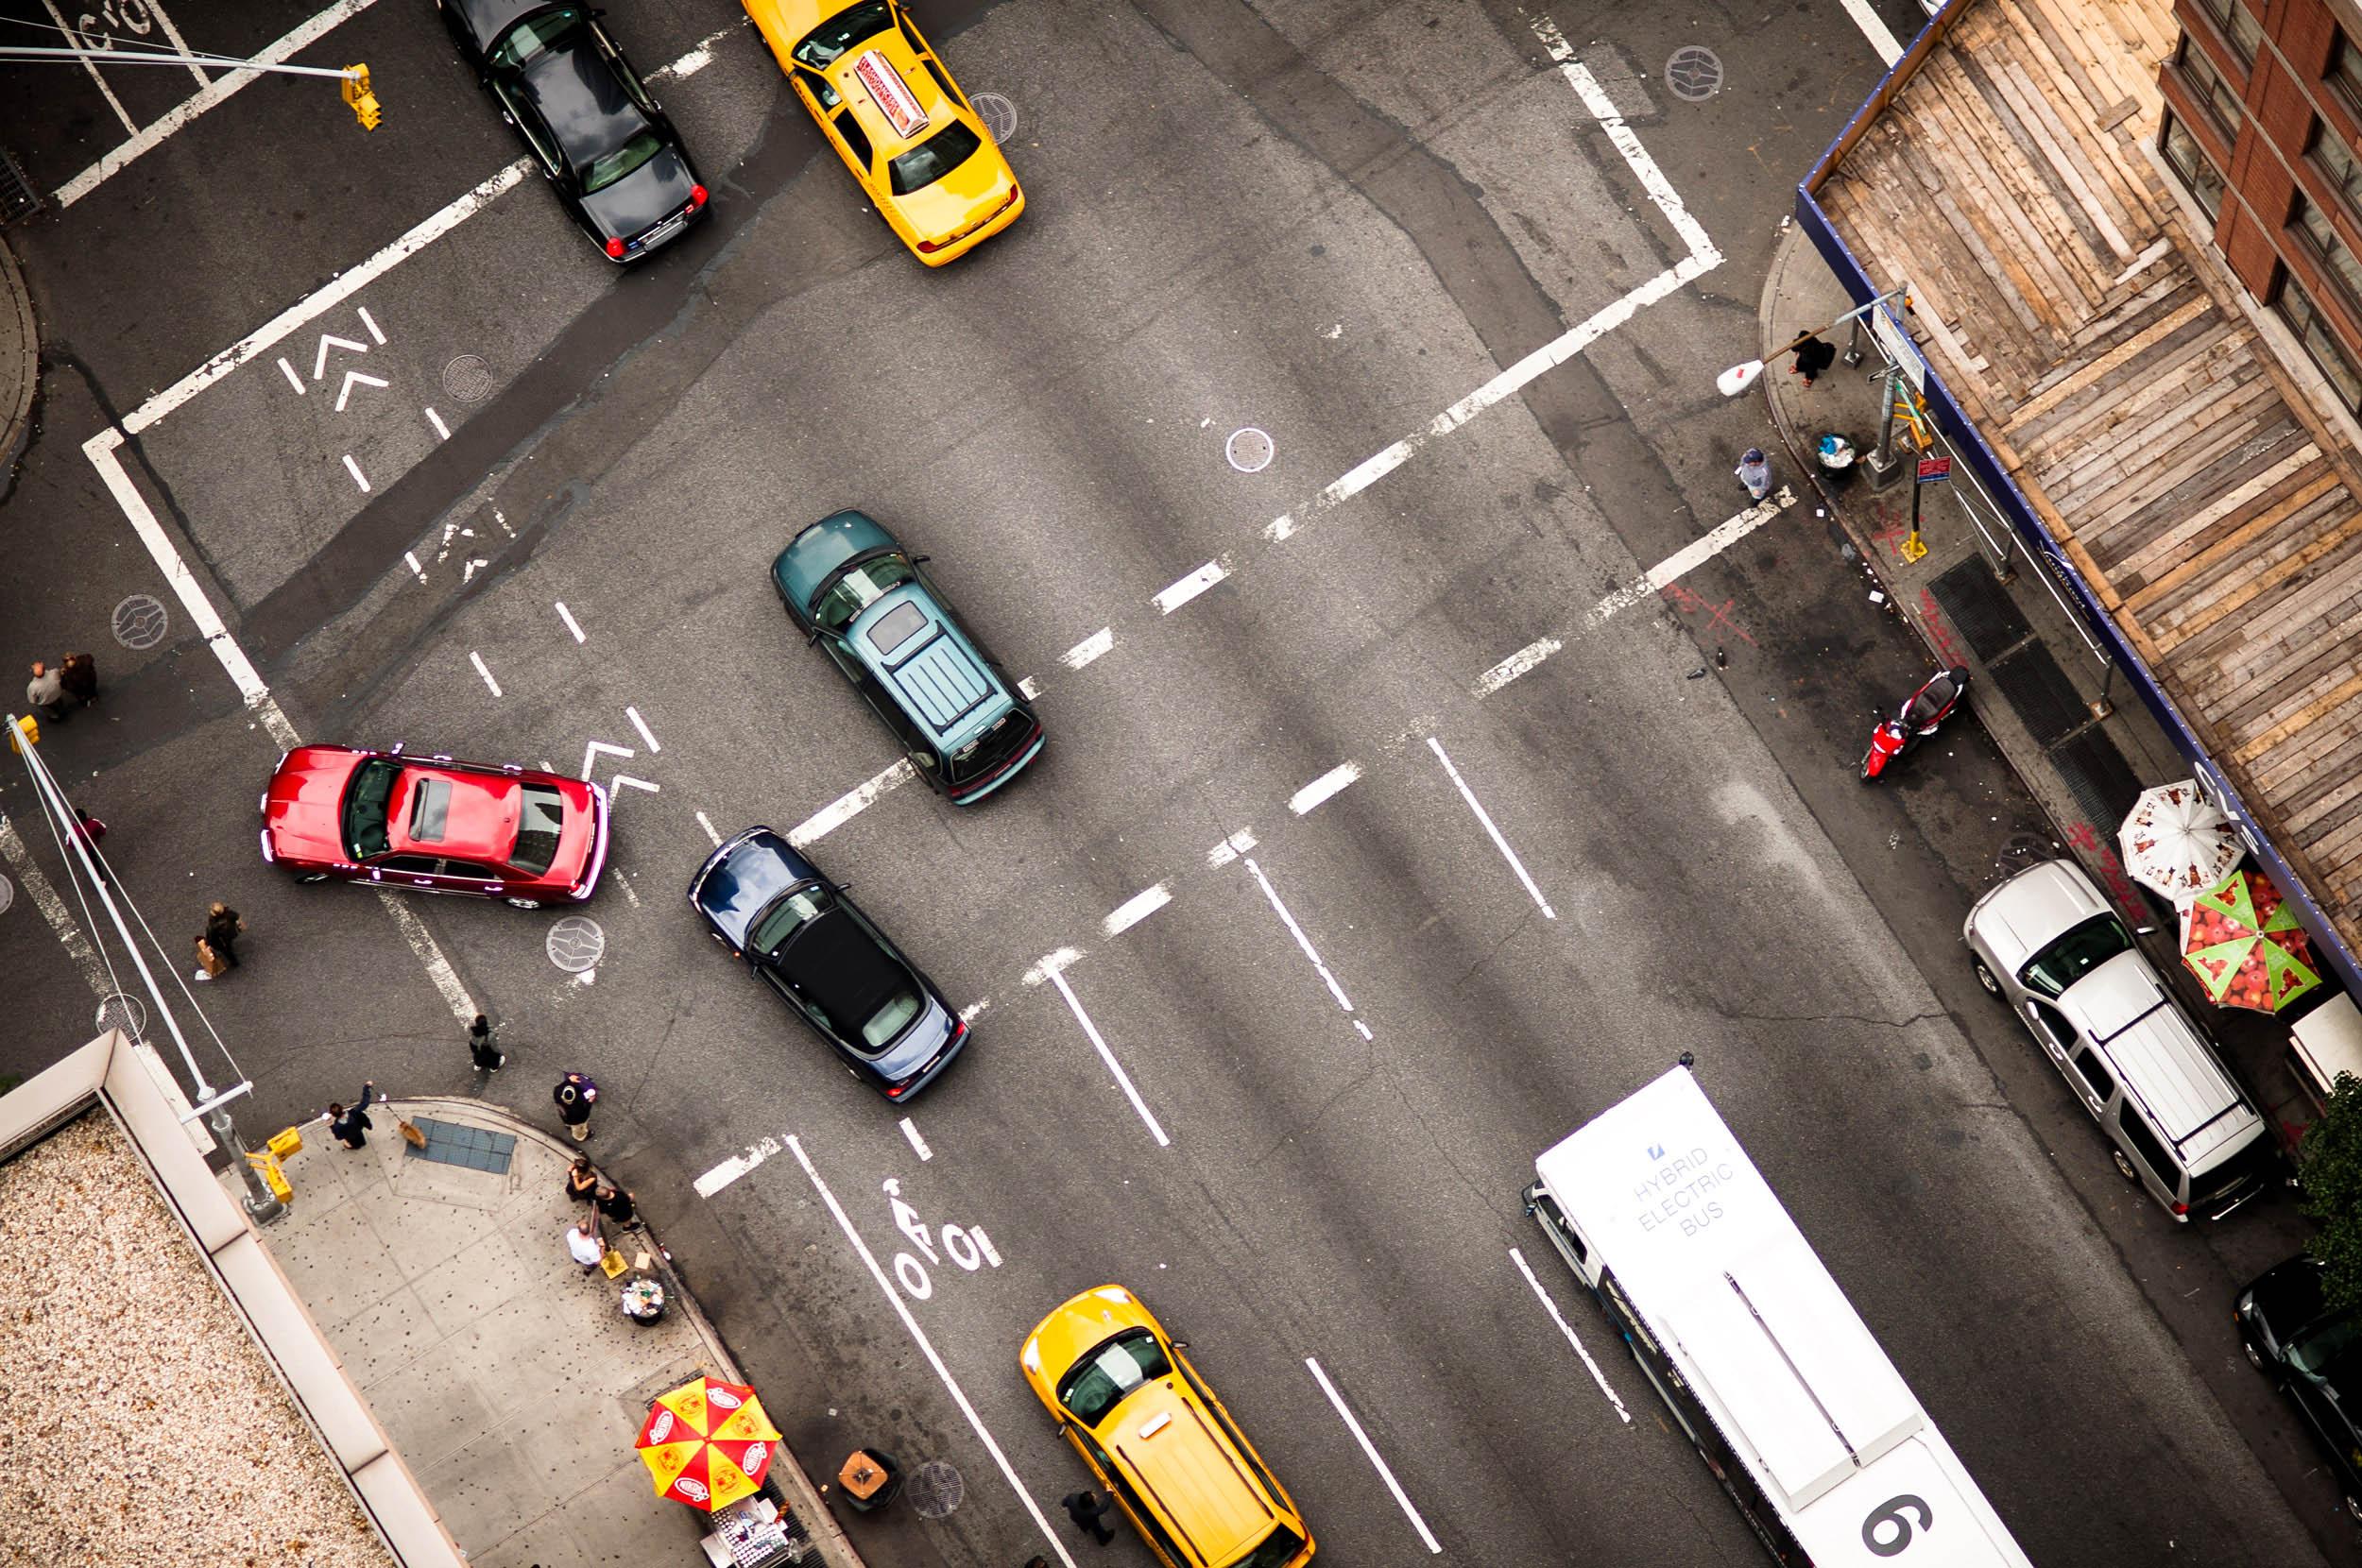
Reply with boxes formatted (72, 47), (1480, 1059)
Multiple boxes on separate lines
(2118, 781), (2243, 906)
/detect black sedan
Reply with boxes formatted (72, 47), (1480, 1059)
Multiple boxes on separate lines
(689, 827), (967, 1099)
(436, 0), (708, 261)
(2237, 1254), (2362, 1515)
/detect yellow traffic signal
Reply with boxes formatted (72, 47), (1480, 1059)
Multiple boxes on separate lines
(342, 63), (382, 131)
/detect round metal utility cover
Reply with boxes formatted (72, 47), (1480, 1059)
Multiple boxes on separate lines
(546, 915), (606, 974)
(112, 593), (170, 650)
(904, 1459), (965, 1520)
(1666, 46), (1723, 101)
(442, 353), (494, 403)
(95, 992), (147, 1040)
(971, 91), (1018, 143)
(1226, 427), (1275, 473)
(0, 874), (11, 913)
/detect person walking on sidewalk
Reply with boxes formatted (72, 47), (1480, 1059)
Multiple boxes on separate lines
(322, 1082), (379, 1150)
(564, 1155), (599, 1205)
(204, 902), (245, 969)
(1736, 447), (1772, 502)
(468, 1014), (505, 1072)
(25, 660), (65, 723)
(58, 652), (98, 709)
(554, 1071), (597, 1141)
(1061, 1490), (1115, 1546)
(1790, 332), (1836, 387)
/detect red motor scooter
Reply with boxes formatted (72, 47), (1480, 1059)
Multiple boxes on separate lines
(1860, 667), (1971, 781)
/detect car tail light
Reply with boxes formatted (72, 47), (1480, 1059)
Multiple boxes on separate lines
(2171, 1202), (2189, 1216)
(605, 236), (626, 259)
(916, 236), (944, 253)
(691, 183), (709, 208)
(886, 1082), (909, 1099)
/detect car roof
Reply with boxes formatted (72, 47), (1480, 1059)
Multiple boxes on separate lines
(775, 510), (897, 610)
(514, 30), (649, 174)
(778, 907), (911, 1039)
(389, 765), (521, 861)
(1975, 860), (2108, 975)
(450, 0), (550, 52)
(850, 584), (1011, 745)
(830, 33), (959, 158)
(1105, 1380), (1278, 1567)
(2060, 952), (2260, 1163)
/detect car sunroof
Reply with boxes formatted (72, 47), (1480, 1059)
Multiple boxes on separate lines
(866, 600), (929, 657)
(409, 777), (453, 841)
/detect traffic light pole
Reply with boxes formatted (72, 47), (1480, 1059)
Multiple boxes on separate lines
(0, 44), (360, 81)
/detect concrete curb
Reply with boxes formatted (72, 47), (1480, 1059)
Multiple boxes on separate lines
(388, 1096), (866, 1568)
(0, 233), (36, 474)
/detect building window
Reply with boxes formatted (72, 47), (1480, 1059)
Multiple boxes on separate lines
(2176, 36), (2246, 137)
(2313, 123), (2362, 219)
(2161, 111), (2227, 219)
(2192, 0), (2264, 65)
(2274, 272), (2362, 414)
(2292, 195), (2362, 315)
(2334, 33), (2362, 119)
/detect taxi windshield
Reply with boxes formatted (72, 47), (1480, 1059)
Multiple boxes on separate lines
(1057, 1328), (1170, 1425)
(813, 554), (916, 632)
(793, 0), (891, 67)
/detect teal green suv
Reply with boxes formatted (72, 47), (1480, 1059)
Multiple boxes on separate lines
(772, 511), (1044, 803)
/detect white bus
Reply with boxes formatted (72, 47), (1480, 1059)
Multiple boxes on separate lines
(1524, 1065), (2034, 1567)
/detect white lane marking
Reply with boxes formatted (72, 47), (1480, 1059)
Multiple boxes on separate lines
(1288, 762), (1361, 817)
(374, 888), (480, 1023)
(1017, 674), (1040, 700)
(610, 869), (642, 909)
(341, 454), (369, 492)
(959, 997), (990, 1024)
(1022, 947), (1081, 986)
(357, 305), (385, 345)
(899, 1117), (932, 1161)
(1305, 1357), (1442, 1554)
(785, 1134), (1078, 1567)
(140, 0), (212, 87)
(424, 406), (451, 440)
(403, 551), (425, 583)
(1429, 738), (1555, 919)
(37, 0), (138, 135)
(114, 159), (530, 435)
(694, 810), (722, 847)
(1511, 1246), (1631, 1423)
(1354, 1019), (1373, 1040)
(469, 652), (502, 697)
(789, 759), (915, 848)
(0, 817), (108, 995)
(276, 357), (304, 394)
(1591, 486), (1796, 624)
(1153, 559), (1227, 614)
(1103, 882), (1171, 938)
(1473, 636), (1561, 697)
(555, 602), (586, 642)
(334, 370), (388, 412)
(1243, 858), (1355, 1017)
(694, 1135), (779, 1198)
(461, 556), (488, 585)
(1836, 0), (1905, 64)
(1045, 966), (1170, 1148)
(612, 775), (659, 796)
(313, 333), (368, 379)
(55, 0), (389, 207)
(625, 705), (661, 753)
(1060, 627), (1114, 671)
(667, 44), (713, 77)
(1533, 18), (1720, 265)
(580, 740), (633, 780)
(1207, 827), (1257, 869)
(655, 18), (745, 81)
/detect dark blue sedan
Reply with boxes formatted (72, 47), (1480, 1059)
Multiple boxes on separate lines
(688, 827), (967, 1099)
(436, 0), (709, 261)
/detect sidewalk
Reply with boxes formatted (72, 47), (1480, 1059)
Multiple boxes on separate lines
(1757, 221), (2319, 1152)
(225, 1098), (860, 1568)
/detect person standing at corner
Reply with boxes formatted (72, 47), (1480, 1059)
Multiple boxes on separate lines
(204, 901), (245, 969)
(1060, 1490), (1115, 1547)
(25, 661), (65, 723)
(322, 1081), (380, 1150)
(58, 652), (98, 709)
(564, 1155), (599, 1205)
(554, 1071), (597, 1142)
(468, 1014), (505, 1072)
(1735, 447), (1772, 502)
(595, 1184), (638, 1230)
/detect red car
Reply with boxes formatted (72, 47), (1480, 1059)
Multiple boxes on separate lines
(261, 744), (608, 908)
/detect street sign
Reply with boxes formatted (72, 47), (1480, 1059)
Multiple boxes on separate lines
(1871, 296), (1927, 392)
(1916, 455), (1953, 484)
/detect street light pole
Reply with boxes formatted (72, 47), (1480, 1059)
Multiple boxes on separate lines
(0, 44), (361, 81)
(1717, 281), (1913, 396)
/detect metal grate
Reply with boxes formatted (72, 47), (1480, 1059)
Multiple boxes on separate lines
(2050, 727), (2145, 839)
(1987, 642), (2091, 747)
(0, 148), (40, 225)
(1926, 556), (2031, 660)
(402, 1116), (517, 1173)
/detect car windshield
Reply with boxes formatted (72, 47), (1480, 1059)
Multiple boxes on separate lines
(1239, 1525), (1308, 1568)
(860, 983), (924, 1049)
(490, 5), (584, 70)
(889, 120), (983, 195)
(582, 128), (664, 193)
(343, 758), (401, 859)
(2292, 1310), (2362, 1383)
(792, 0), (891, 67)
(750, 885), (833, 955)
(1058, 1328), (1171, 1425)
(2019, 912), (2133, 999)
(813, 554), (917, 632)
(510, 783), (567, 875)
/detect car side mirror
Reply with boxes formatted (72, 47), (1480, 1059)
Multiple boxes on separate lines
(1172, 1339), (1189, 1351)
(2134, 925), (2156, 935)
(806, 626), (823, 645)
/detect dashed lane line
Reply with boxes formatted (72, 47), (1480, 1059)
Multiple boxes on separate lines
(1429, 737), (1554, 919)
(0, 817), (108, 996)
(1288, 761), (1361, 817)
(1306, 1356), (1442, 1554)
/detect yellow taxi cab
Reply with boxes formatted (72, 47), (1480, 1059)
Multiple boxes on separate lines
(743, 0), (1023, 264)
(1019, 1286), (1315, 1568)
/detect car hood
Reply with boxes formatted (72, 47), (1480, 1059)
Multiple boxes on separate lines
(265, 745), (365, 863)
(577, 143), (697, 241)
(691, 828), (817, 948)
(1972, 860), (2107, 975)
(775, 510), (897, 613)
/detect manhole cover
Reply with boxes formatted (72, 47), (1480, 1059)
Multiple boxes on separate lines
(546, 915), (606, 973)
(442, 353), (494, 403)
(112, 593), (169, 650)
(904, 1459), (964, 1520)
(1666, 45), (1723, 101)
(95, 992), (146, 1040)
(0, 874), (10, 913)
(970, 91), (1017, 143)
(1226, 427), (1274, 473)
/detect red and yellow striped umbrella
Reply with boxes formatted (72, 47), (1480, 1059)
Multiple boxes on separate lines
(635, 1376), (781, 1510)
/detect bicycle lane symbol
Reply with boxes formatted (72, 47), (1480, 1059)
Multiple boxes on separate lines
(883, 1176), (1003, 1301)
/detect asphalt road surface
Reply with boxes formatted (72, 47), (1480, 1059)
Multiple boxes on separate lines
(0, 1), (2349, 1564)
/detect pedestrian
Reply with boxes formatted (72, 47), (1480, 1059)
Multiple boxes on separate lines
(1060, 1491), (1115, 1547)
(25, 660), (65, 723)
(58, 652), (98, 709)
(1790, 332), (1836, 387)
(1025, 1559), (1051, 1568)
(564, 1155), (599, 1204)
(1736, 447), (1772, 502)
(204, 901), (245, 969)
(595, 1184), (639, 1230)
(322, 1082), (379, 1150)
(467, 1014), (505, 1072)
(554, 1071), (597, 1142)
(69, 807), (108, 884)
(566, 1217), (606, 1272)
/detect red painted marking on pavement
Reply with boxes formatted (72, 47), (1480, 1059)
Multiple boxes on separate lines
(2063, 822), (2148, 915)
(1660, 583), (1758, 646)
(1916, 589), (1969, 668)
